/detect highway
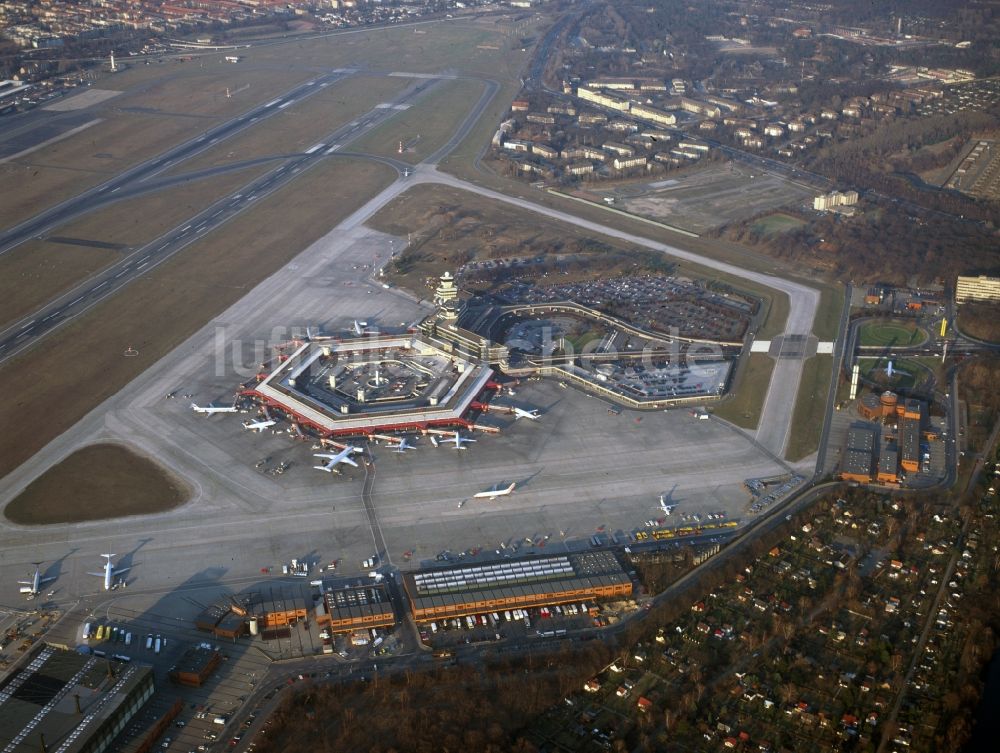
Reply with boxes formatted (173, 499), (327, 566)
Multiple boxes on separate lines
(0, 68), (360, 257)
(0, 76), (447, 365)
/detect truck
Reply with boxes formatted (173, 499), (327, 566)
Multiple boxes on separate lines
(145, 634), (153, 650)
(154, 636), (162, 654)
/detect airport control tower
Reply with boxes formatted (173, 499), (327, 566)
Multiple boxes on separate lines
(434, 271), (460, 325)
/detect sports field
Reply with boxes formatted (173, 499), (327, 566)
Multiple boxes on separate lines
(751, 212), (806, 236)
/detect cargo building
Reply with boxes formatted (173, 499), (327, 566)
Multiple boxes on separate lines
(315, 583), (396, 633)
(168, 645), (221, 688)
(841, 426), (876, 483)
(403, 551), (632, 622)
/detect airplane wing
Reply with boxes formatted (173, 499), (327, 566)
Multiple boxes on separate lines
(340, 456), (359, 468)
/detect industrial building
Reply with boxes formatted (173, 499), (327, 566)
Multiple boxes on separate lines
(848, 391), (930, 484)
(168, 645), (221, 688)
(403, 551), (632, 622)
(0, 645), (153, 753)
(315, 583), (396, 634)
(841, 426), (876, 483)
(194, 586), (310, 639)
(956, 274), (1000, 303)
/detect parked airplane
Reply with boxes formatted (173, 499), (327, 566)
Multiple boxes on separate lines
(352, 320), (368, 336)
(657, 495), (677, 516)
(191, 403), (237, 415)
(18, 562), (55, 596)
(313, 446), (362, 472)
(393, 438), (417, 453)
(473, 482), (516, 500)
(243, 419), (276, 432)
(446, 433), (477, 450)
(513, 407), (541, 420)
(87, 554), (131, 591)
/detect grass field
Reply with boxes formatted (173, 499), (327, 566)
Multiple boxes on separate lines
(786, 354), (832, 462)
(0, 66), (317, 231)
(3, 443), (187, 525)
(0, 240), (120, 330)
(751, 212), (806, 236)
(0, 17), (526, 231)
(350, 78), (486, 164)
(856, 356), (937, 392)
(162, 75), (411, 177)
(811, 285), (845, 342)
(0, 157), (395, 482)
(0, 164), (270, 329)
(859, 320), (926, 348)
(712, 353), (776, 430)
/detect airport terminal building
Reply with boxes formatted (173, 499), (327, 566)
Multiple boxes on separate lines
(403, 551), (633, 622)
(0, 645), (153, 753)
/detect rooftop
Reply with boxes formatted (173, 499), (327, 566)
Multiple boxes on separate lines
(404, 551), (631, 611)
(0, 645), (152, 753)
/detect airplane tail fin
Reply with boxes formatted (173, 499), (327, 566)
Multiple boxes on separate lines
(102, 553), (115, 560)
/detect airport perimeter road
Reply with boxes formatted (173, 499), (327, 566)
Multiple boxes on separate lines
(0, 78), (443, 366)
(407, 166), (820, 459)
(0, 68), (359, 257)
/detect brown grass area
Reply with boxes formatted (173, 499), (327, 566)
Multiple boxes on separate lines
(165, 75), (411, 176)
(4, 443), (187, 525)
(0, 240), (121, 328)
(0, 17), (522, 230)
(712, 353), (776, 430)
(0, 158), (394, 482)
(349, 78), (486, 164)
(369, 185), (679, 298)
(0, 164), (269, 329)
(0, 67), (315, 230)
(786, 354), (832, 462)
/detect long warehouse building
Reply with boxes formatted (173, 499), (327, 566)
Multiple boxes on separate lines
(403, 551), (633, 622)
